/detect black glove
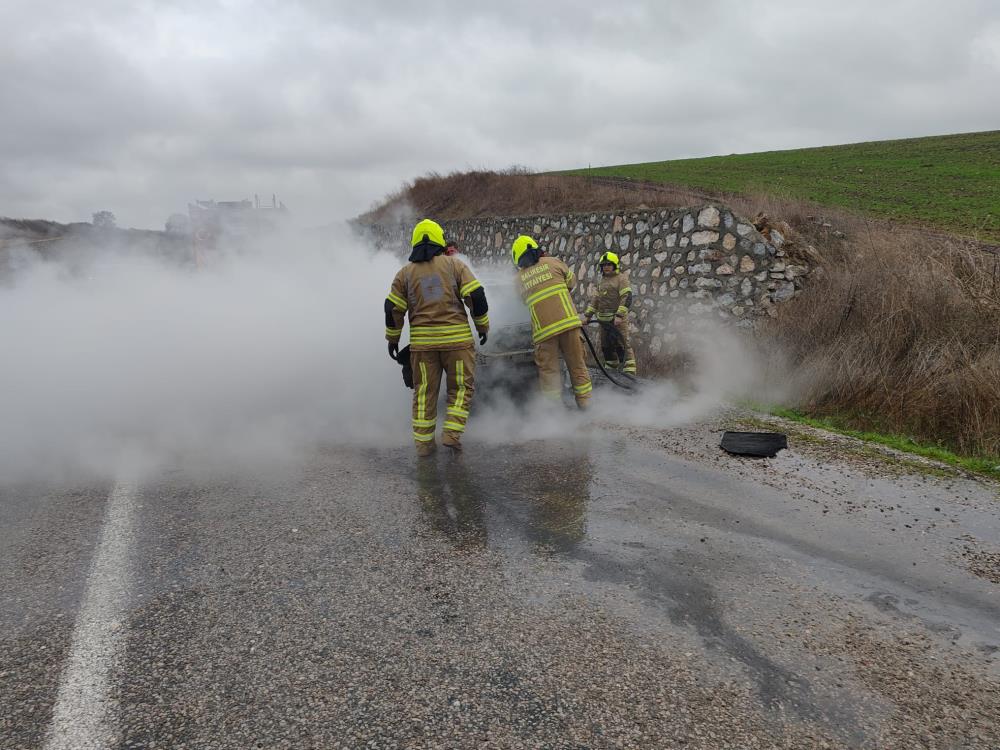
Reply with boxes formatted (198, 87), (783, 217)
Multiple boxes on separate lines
(388, 341), (399, 361)
(479, 331), (488, 346)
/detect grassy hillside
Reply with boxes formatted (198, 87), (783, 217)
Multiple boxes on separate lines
(564, 131), (1000, 241)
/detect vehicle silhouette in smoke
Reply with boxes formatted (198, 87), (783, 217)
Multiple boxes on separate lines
(188, 194), (288, 266)
(475, 320), (640, 407)
(396, 316), (641, 409)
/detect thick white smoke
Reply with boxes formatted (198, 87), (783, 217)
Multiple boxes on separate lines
(0, 225), (410, 483)
(0, 230), (774, 484)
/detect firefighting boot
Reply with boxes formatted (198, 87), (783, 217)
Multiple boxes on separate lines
(415, 442), (437, 458)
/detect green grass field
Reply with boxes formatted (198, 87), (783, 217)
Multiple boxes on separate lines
(564, 131), (1000, 241)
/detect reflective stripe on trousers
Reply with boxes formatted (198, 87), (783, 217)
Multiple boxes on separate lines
(533, 328), (592, 408)
(599, 324), (638, 376)
(409, 348), (477, 449)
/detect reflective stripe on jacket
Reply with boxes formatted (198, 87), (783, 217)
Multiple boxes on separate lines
(586, 270), (632, 321)
(386, 255), (487, 351)
(516, 256), (581, 344)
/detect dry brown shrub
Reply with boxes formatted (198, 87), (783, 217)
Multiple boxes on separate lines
(695, 191), (999, 457)
(763, 222), (1000, 458)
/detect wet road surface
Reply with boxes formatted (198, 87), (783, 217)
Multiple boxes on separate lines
(2, 421), (999, 748)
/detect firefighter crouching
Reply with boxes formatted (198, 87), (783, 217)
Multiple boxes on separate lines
(583, 251), (637, 376)
(386, 219), (489, 456)
(512, 235), (592, 409)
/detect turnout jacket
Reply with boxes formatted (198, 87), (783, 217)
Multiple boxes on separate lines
(385, 254), (489, 351)
(586, 270), (633, 321)
(516, 256), (582, 344)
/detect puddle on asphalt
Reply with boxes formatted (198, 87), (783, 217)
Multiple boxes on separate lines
(405, 434), (999, 742)
(414, 441), (594, 555)
(408, 438), (868, 738)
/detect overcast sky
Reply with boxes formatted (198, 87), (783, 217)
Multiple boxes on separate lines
(2, 0), (999, 229)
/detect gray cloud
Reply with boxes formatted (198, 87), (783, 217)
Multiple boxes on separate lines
(2, 0), (998, 228)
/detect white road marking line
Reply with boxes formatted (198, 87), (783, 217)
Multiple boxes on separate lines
(44, 480), (138, 750)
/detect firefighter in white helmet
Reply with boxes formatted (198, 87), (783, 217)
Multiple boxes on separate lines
(512, 235), (592, 408)
(385, 219), (489, 455)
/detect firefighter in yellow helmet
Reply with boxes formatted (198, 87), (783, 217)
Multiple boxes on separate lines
(385, 219), (490, 456)
(512, 235), (592, 408)
(583, 251), (637, 375)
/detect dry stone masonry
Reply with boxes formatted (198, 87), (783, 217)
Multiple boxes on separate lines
(365, 205), (810, 361)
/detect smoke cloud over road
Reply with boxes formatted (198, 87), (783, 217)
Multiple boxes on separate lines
(0, 227), (410, 483)
(0, 230), (776, 484)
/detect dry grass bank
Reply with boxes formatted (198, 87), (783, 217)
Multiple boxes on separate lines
(752, 203), (1000, 459)
(358, 169), (714, 223)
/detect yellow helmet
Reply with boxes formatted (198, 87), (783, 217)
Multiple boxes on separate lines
(511, 235), (539, 266)
(411, 218), (446, 248)
(599, 251), (620, 270)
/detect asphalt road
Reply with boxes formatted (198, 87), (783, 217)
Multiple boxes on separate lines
(2, 418), (998, 749)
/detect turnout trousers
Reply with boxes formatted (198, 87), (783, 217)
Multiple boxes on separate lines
(534, 328), (592, 409)
(410, 347), (476, 454)
(600, 322), (637, 375)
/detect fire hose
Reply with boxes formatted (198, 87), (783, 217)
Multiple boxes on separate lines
(579, 322), (638, 392)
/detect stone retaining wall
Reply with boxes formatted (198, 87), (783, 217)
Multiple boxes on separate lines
(363, 205), (809, 359)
